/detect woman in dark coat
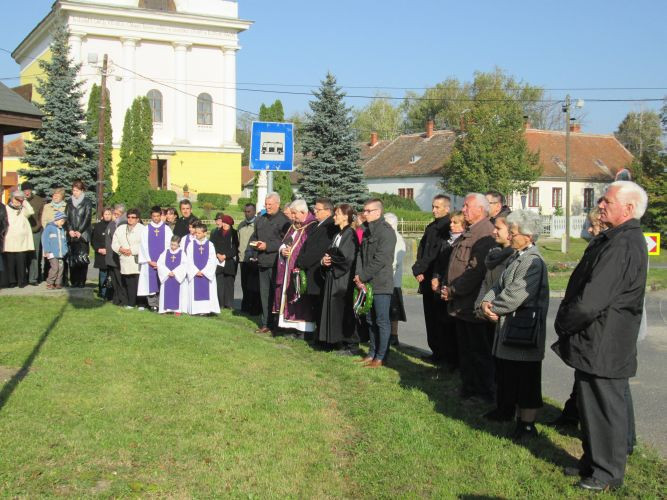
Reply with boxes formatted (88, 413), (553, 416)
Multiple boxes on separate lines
(211, 214), (239, 309)
(65, 180), (93, 287)
(319, 204), (358, 348)
(92, 207), (113, 299)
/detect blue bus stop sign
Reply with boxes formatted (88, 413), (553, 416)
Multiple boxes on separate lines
(250, 121), (294, 171)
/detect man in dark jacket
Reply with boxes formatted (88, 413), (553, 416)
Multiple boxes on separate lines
(105, 204), (128, 306)
(486, 191), (511, 225)
(295, 198), (337, 336)
(173, 199), (198, 238)
(250, 192), (290, 333)
(412, 194), (451, 363)
(355, 199), (397, 367)
(0, 202), (7, 286)
(442, 193), (496, 402)
(23, 182), (45, 285)
(552, 181), (648, 492)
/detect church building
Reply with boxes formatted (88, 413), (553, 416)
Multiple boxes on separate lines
(11, 0), (252, 197)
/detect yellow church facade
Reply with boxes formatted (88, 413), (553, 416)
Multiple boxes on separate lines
(10, 0), (252, 198)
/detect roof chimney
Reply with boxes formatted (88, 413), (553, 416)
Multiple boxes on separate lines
(369, 131), (378, 147)
(426, 119), (434, 139)
(569, 123), (581, 133)
(523, 115), (531, 130)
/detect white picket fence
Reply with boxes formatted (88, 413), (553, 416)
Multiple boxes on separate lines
(398, 215), (588, 238)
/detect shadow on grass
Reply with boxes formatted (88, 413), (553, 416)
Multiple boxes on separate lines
(0, 301), (67, 413)
(387, 346), (580, 470)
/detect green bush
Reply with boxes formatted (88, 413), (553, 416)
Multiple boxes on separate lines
(149, 189), (178, 208)
(197, 193), (231, 209)
(237, 197), (252, 211)
(370, 192), (421, 211)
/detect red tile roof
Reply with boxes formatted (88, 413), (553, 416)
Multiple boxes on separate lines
(525, 128), (634, 181)
(2, 136), (24, 157)
(363, 130), (457, 179)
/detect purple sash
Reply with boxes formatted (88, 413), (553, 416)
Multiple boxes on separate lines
(164, 250), (181, 310)
(147, 224), (165, 293)
(193, 241), (210, 301)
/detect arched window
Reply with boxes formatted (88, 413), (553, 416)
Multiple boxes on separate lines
(147, 89), (163, 123)
(197, 93), (212, 125)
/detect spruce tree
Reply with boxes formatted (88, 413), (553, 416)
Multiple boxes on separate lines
(20, 24), (97, 199)
(299, 73), (367, 207)
(86, 83), (113, 200)
(115, 97), (153, 212)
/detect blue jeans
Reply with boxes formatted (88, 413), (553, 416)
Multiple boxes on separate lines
(98, 269), (110, 299)
(367, 293), (392, 361)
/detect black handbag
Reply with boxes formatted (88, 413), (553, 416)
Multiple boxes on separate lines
(501, 260), (545, 348)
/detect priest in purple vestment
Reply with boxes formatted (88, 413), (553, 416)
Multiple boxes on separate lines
(273, 199), (318, 333)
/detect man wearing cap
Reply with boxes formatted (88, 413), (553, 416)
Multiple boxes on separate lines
(22, 182), (45, 285)
(3, 190), (35, 288)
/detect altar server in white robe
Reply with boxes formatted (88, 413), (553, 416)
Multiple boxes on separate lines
(138, 206), (173, 310)
(186, 222), (220, 315)
(157, 235), (189, 315)
(180, 218), (199, 255)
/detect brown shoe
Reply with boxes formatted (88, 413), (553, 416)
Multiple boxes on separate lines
(255, 327), (271, 334)
(45, 284), (55, 290)
(356, 356), (374, 364)
(55, 285), (63, 289)
(366, 359), (384, 368)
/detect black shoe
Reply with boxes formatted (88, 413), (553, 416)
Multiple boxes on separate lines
(150, 306), (159, 312)
(29, 282), (38, 286)
(577, 477), (622, 492)
(547, 414), (579, 428)
(337, 347), (360, 357)
(421, 354), (442, 365)
(483, 409), (514, 422)
(563, 467), (584, 477)
(389, 336), (399, 346)
(287, 332), (304, 340)
(511, 421), (538, 441)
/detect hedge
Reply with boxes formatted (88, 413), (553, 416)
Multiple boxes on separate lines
(197, 193), (231, 209)
(237, 197), (252, 211)
(370, 192), (421, 211)
(149, 189), (178, 208)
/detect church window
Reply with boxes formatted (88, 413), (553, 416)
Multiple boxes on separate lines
(147, 89), (163, 123)
(197, 93), (213, 125)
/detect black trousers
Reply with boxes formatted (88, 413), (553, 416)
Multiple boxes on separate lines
(258, 265), (276, 328)
(438, 305), (459, 368)
(4, 252), (28, 287)
(240, 262), (261, 314)
(122, 274), (139, 307)
(423, 291), (445, 359)
(456, 319), (495, 400)
(110, 267), (128, 306)
(575, 370), (629, 484)
(216, 271), (236, 309)
(69, 264), (89, 287)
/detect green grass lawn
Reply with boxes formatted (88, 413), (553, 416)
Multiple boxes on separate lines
(0, 297), (664, 497)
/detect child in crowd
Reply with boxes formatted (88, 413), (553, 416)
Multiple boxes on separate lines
(186, 222), (220, 315)
(180, 219), (200, 255)
(157, 235), (189, 315)
(41, 211), (69, 289)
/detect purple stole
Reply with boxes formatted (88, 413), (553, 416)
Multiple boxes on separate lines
(148, 223), (166, 294)
(164, 250), (182, 310)
(193, 240), (210, 301)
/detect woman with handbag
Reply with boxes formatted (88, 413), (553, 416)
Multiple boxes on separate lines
(479, 210), (549, 441)
(65, 180), (93, 287)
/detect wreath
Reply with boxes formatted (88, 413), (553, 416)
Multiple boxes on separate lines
(290, 268), (308, 303)
(299, 269), (308, 294)
(353, 283), (374, 317)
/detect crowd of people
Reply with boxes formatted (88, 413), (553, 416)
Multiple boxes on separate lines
(0, 178), (650, 492)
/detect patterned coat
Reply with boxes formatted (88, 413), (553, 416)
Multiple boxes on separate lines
(482, 245), (549, 362)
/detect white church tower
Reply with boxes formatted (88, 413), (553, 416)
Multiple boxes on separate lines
(12, 0), (252, 197)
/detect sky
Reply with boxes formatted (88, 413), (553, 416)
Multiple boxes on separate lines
(1, 0), (666, 135)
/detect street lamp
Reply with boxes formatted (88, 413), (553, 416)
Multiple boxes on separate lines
(561, 95), (584, 253)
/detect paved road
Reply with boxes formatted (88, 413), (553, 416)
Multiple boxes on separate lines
(396, 291), (667, 457)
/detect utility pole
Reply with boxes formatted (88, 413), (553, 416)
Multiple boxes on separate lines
(564, 94), (571, 254)
(267, 170), (274, 194)
(96, 54), (108, 216)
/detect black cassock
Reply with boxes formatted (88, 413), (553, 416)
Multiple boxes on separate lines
(319, 226), (358, 345)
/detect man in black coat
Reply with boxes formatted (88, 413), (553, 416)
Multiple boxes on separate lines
(553, 181), (648, 492)
(173, 199), (198, 238)
(0, 202), (7, 286)
(412, 194), (451, 363)
(295, 198), (337, 336)
(105, 204), (128, 306)
(485, 190), (511, 225)
(250, 192), (290, 333)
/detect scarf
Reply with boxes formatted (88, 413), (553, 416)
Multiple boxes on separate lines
(71, 193), (85, 208)
(51, 200), (66, 211)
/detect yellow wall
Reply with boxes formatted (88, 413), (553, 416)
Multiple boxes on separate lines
(109, 149), (242, 195)
(2, 157), (26, 176)
(19, 49), (51, 104)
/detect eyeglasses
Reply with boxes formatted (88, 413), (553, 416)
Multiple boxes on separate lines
(362, 208), (379, 214)
(127, 215), (138, 219)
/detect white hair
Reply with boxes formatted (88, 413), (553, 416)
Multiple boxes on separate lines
(608, 181), (648, 220)
(466, 192), (490, 214)
(266, 192), (281, 204)
(507, 210), (542, 241)
(384, 212), (398, 230)
(289, 198), (308, 213)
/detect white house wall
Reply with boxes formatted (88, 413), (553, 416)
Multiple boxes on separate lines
(365, 176), (463, 211)
(512, 180), (610, 216)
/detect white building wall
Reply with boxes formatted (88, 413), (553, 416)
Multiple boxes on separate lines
(509, 180), (610, 215)
(365, 176), (463, 211)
